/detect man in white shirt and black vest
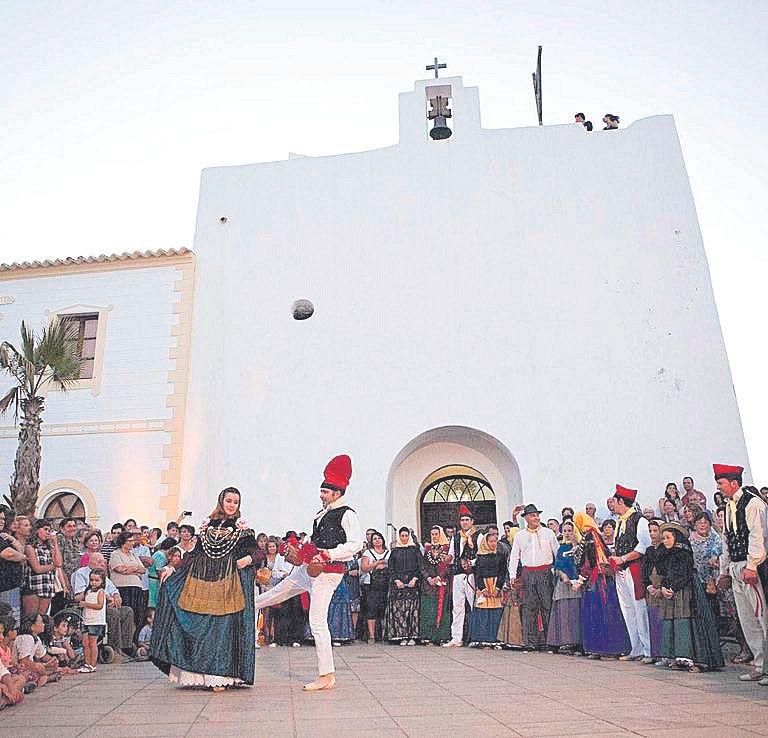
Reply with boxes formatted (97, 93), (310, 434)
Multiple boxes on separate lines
(608, 484), (652, 662)
(443, 504), (481, 647)
(507, 503), (559, 650)
(714, 463), (768, 682)
(253, 455), (363, 691)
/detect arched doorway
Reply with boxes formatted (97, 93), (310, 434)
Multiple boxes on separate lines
(41, 490), (86, 525)
(385, 425), (522, 538)
(419, 465), (497, 541)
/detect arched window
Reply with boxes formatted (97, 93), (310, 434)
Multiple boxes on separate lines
(43, 491), (86, 524)
(419, 465), (497, 541)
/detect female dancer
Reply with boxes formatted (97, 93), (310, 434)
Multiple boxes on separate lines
(419, 525), (453, 645)
(546, 519), (582, 654)
(646, 522), (723, 671)
(383, 528), (422, 645)
(151, 487), (260, 690)
(572, 512), (630, 659)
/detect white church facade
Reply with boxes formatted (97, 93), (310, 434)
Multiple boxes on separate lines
(0, 75), (749, 538)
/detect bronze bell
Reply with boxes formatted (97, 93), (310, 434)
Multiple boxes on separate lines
(428, 95), (452, 140)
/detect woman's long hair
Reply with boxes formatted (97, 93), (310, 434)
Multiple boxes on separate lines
(208, 487), (241, 520)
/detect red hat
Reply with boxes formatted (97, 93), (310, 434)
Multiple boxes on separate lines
(614, 484), (637, 504)
(713, 463), (744, 481)
(459, 504), (473, 518)
(321, 454), (352, 492)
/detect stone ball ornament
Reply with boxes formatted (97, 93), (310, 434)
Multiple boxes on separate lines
(292, 299), (314, 320)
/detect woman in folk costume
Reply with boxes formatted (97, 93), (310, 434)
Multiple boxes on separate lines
(252, 454), (363, 691)
(326, 566), (354, 645)
(383, 527), (423, 645)
(151, 487), (260, 691)
(641, 519), (664, 661)
(646, 522), (724, 671)
(469, 530), (506, 646)
(419, 525), (453, 644)
(545, 519), (582, 654)
(572, 512), (631, 659)
(497, 524), (524, 648)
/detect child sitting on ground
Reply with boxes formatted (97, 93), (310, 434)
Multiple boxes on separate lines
(14, 613), (59, 687)
(136, 610), (154, 660)
(50, 614), (81, 672)
(0, 615), (24, 709)
(78, 569), (107, 673)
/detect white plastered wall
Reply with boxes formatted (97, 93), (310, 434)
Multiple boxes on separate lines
(180, 76), (749, 532)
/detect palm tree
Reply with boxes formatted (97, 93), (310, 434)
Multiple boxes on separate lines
(0, 320), (82, 516)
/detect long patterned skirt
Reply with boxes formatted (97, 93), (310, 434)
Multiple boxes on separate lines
(419, 585), (452, 643)
(470, 606), (503, 643)
(546, 580), (581, 647)
(327, 578), (354, 641)
(273, 595), (306, 645)
(580, 577), (631, 656)
(383, 589), (420, 641)
(497, 600), (524, 647)
(647, 601), (663, 659)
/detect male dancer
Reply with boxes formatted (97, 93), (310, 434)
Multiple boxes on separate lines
(713, 463), (768, 682)
(507, 503), (559, 650)
(608, 484), (652, 661)
(253, 455), (363, 690)
(443, 505), (480, 647)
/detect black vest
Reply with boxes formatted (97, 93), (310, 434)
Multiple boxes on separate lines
(724, 490), (763, 563)
(614, 510), (642, 563)
(311, 505), (352, 550)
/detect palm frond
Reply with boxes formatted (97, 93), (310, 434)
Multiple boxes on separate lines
(0, 386), (19, 420)
(35, 320), (83, 392)
(19, 321), (36, 364)
(0, 341), (32, 388)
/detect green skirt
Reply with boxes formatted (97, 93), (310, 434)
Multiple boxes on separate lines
(419, 590), (451, 642)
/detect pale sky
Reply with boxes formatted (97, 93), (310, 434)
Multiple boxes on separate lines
(1, 1), (766, 482)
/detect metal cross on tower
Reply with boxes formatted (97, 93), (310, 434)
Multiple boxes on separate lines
(426, 57), (447, 78)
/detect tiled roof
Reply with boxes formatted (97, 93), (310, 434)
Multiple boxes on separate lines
(0, 248), (192, 272)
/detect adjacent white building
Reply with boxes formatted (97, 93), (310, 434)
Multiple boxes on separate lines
(0, 250), (193, 527)
(0, 75), (750, 538)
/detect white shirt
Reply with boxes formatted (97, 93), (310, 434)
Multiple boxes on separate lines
(71, 565), (119, 597)
(360, 548), (389, 584)
(720, 488), (768, 575)
(133, 544), (151, 590)
(312, 497), (364, 561)
(14, 634), (46, 661)
(508, 525), (559, 580)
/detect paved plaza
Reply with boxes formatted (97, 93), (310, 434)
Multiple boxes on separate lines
(6, 644), (768, 738)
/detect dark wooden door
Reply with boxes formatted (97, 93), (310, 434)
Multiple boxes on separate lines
(420, 500), (497, 542)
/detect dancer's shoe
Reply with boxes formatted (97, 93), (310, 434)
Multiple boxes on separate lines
(303, 676), (336, 691)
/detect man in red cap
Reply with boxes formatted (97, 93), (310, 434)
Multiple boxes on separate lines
(253, 455), (363, 691)
(714, 464), (768, 682)
(443, 505), (481, 647)
(608, 484), (652, 662)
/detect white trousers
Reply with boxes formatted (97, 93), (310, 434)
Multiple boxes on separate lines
(615, 567), (650, 657)
(450, 572), (475, 643)
(253, 566), (342, 676)
(729, 561), (767, 671)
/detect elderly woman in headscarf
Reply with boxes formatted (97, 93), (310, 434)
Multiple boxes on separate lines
(419, 525), (453, 644)
(469, 530), (506, 647)
(572, 512), (630, 660)
(647, 522), (723, 671)
(383, 527), (422, 645)
(641, 518), (664, 662)
(546, 519), (582, 654)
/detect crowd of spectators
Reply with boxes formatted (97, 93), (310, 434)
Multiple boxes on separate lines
(2, 472), (768, 709)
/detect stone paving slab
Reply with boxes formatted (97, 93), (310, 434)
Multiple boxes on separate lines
(5, 644), (768, 737)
